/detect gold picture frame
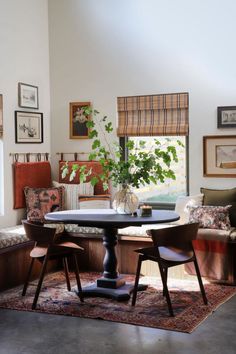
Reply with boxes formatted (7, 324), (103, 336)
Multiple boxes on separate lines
(70, 102), (91, 139)
(203, 135), (236, 177)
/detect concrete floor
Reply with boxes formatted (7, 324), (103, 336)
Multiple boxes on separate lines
(0, 294), (236, 354)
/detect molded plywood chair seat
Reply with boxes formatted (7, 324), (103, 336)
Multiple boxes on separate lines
(22, 220), (84, 309)
(131, 223), (208, 316)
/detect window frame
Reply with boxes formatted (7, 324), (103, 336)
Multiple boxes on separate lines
(119, 136), (189, 210)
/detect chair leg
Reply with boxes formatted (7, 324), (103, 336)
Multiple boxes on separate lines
(131, 255), (143, 306)
(22, 258), (35, 296)
(32, 253), (49, 310)
(158, 264), (174, 316)
(73, 253), (84, 302)
(193, 259), (208, 305)
(162, 268), (168, 297)
(63, 257), (71, 291)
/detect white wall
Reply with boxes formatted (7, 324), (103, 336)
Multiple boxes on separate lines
(0, 0), (235, 227)
(49, 0), (236, 192)
(0, 0), (50, 227)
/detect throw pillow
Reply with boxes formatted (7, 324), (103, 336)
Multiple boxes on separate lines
(79, 195), (111, 209)
(200, 187), (236, 227)
(188, 205), (232, 230)
(24, 186), (64, 222)
(174, 194), (204, 224)
(52, 181), (94, 210)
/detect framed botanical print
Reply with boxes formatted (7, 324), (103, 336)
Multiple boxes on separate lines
(70, 102), (91, 139)
(15, 111), (43, 143)
(203, 135), (236, 177)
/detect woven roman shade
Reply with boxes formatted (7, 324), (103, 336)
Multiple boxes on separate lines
(0, 95), (3, 138)
(117, 92), (189, 136)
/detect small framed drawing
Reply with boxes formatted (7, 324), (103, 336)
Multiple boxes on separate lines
(70, 101), (91, 139)
(15, 111), (43, 143)
(217, 106), (236, 128)
(203, 135), (236, 177)
(18, 82), (39, 109)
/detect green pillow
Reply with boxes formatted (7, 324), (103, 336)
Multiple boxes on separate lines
(200, 187), (236, 227)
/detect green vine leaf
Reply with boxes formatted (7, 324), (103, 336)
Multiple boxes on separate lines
(61, 108), (181, 190)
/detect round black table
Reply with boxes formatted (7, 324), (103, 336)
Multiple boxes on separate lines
(45, 209), (179, 300)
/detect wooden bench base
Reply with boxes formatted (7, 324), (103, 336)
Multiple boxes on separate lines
(67, 233), (191, 280)
(3, 229), (234, 292)
(0, 242), (59, 291)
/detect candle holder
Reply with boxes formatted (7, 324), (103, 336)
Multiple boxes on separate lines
(140, 204), (152, 217)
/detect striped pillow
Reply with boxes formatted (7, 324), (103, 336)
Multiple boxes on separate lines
(52, 181), (94, 210)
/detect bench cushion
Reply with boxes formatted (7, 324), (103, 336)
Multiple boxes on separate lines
(1, 223), (235, 251)
(64, 223), (175, 237)
(64, 223), (236, 241)
(197, 227), (236, 242)
(0, 225), (29, 249)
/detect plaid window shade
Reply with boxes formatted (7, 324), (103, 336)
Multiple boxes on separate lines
(117, 92), (189, 136)
(0, 95), (2, 138)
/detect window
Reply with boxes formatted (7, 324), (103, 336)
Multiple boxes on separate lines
(117, 92), (189, 206)
(125, 136), (187, 204)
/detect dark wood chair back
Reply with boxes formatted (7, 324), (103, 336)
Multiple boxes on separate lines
(22, 220), (56, 245)
(147, 223), (199, 251)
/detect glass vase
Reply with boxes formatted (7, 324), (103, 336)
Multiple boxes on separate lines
(112, 185), (139, 215)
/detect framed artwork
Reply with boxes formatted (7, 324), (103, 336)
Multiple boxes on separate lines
(217, 106), (236, 128)
(18, 82), (39, 109)
(203, 135), (236, 177)
(15, 111), (43, 143)
(70, 102), (91, 139)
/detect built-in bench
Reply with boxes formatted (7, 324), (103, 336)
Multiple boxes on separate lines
(2, 223), (236, 290)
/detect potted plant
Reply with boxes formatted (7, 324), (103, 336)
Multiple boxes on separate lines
(62, 107), (182, 214)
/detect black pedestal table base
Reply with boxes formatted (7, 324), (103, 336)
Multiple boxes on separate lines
(78, 281), (148, 301)
(79, 227), (147, 300)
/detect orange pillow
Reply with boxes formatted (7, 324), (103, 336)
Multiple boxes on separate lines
(13, 162), (52, 209)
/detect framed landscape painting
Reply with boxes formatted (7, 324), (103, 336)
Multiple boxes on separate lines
(203, 135), (236, 177)
(18, 82), (39, 109)
(15, 111), (43, 143)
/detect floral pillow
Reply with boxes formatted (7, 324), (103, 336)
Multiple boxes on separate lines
(24, 186), (64, 222)
(188, 205), (232, 230)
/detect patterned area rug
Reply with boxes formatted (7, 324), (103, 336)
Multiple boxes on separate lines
(0, 271), (235, 333)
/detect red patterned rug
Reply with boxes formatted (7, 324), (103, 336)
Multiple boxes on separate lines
(0, 271), (235, 333)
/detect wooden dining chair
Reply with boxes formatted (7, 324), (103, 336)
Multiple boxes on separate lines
(131, 223), (208, 316)
(22, 220), (84, 309)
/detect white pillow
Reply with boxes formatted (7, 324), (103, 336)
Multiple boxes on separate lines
(175, 194), (204, 224)
(79, 198), (111, 209)
(52, 181), (94, 210)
